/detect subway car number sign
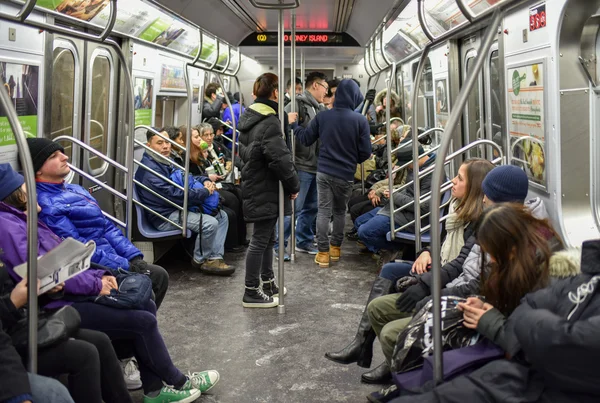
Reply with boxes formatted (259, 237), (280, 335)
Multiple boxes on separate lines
(529, 3), (546, 31)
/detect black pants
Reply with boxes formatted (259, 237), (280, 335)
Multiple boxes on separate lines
(349, 195), (377, 223)
(129, 257), (169, 309)
(245, 217), (277, 288)
(37, 329), (132, 403)
(220, 186), (247, 247)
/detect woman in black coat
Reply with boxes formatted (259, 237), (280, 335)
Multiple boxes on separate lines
(237, 72), (300, 308)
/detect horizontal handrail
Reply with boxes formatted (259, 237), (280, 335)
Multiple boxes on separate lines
(134, 140), (187, 173)
(101, 210), (126, 228)
(391, 128), (444, 155)
(249, 0), (300, 9)
(393, 180), (452, 220)
(55, 136), (128, 172)
(67, 164), (126, 201)
(394, 183), (454, 233)
(135, 125), (186, 154)
(133, 179), (184, 212)
(133, 160), (184, 191)
(132, 199), (183, 229)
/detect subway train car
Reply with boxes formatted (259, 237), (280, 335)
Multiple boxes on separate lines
(0, 0), (598, 402)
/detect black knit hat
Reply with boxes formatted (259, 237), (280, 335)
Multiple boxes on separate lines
(26, 137), (65, 173)
(395, 139), (425, 168)
(482, 165), (529, 203)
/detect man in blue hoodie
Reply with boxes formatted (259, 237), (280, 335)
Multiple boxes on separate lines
(293, 79), (372, 268)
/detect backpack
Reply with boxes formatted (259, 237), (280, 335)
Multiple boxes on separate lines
(94, 269), (153, 310)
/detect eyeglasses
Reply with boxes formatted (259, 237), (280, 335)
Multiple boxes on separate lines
(316, 82), (329, 92)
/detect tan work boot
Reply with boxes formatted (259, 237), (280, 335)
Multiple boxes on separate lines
(200, 259), (236, 276)
(330, 245), (341, 262)
(315, 251), (330, 268)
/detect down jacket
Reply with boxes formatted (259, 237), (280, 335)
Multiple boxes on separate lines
(392, 240), (600, 403)
(237, 99), (300, 222)
(36, 181), (141, 270)
(285, 90), (323, 174)
(0, 202), (109, 309)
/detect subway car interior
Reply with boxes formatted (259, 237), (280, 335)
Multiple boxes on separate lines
(0, 0), (599, 402)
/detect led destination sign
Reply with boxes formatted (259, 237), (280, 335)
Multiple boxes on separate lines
(241, 32), (359, 47)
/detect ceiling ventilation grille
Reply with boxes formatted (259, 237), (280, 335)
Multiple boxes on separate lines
(334, 0), (356, 32)
(221, 0), (266, 31)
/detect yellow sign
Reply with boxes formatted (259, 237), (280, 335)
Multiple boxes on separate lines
(257, 34), (267, 42)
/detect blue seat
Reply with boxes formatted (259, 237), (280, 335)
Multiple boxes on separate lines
(386, 189), (452, 244)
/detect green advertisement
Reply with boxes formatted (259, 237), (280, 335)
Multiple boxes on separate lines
(0, 116), (37, 146)
(138, 18), (172, 42)
(135, 109), (152, 127)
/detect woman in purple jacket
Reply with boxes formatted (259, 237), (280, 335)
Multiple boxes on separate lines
(0, 164), (218, 403)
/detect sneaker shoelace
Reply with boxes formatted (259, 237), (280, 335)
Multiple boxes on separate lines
(187, 372), (210, 389)
(162, 385), (192, 395)
(124, 359), (139, 377)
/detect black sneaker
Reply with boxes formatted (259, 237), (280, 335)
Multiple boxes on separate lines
(346, 228), (359, 241)
(262, 279), (287, 298)
(242, 286), (278, 308)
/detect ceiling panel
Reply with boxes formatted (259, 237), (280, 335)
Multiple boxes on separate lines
(242, 46), (363, 65)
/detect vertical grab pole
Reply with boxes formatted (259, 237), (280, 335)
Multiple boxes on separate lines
(409, 45), (432, 249)
(277, 5), (286, 314)
(215, 74), (236, 180)
(428, 10), (502, 385)
(0, 84), (38, 372)
(386, 64), (396, 239)
(290, 10), (297, 262)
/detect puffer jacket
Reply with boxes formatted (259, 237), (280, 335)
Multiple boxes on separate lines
(202, 96), (223, 121)
(393, 241), (600, 403)
(0, 202), (109, 309)
(36, 181), (141, 270)
(134, 152), (210, 228)
(285, 90), (324, 173)
(237, 99), (300, 222)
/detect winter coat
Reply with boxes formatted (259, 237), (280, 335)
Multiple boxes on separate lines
(36, 181), (141, 270)
(237, 100), (300, 222)
(0, 202), (109, 309)
(393, 241), (599, 403)
(292, 79), (372, 182)
(374, 88), (402, 124)
(0, 321), (31, 403)
(202, 96), (223, 121)
(222, 102), (244, 139)
(170, 169), (220, 215)
(377, 154), (439, 231)
(285, 90), (324, 174)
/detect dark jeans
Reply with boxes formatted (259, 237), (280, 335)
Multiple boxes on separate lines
(355, 208), (401, 253)
(37, 329), (132, 403)
(316, 173), (353, 252)
(220, 185), (247, 247)
(245, 217), (277, 288)
(379, 261), (413, 283)
(72, 300), (186, 395)
(129, 257), (169, 309)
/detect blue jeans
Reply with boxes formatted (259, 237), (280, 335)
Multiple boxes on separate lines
(29, 373), (74, 403)
(158, 210), (228, 263)
(274, 170), (318, 249)
(379, 261), (413, 283)
(356, 209), (400, 253)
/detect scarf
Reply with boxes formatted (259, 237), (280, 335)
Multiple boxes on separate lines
(440, 202), (466, 265)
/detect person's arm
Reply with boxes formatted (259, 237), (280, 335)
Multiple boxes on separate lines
(262, 123), (300, 194)
(291, 117), (320, 147)
(62, 268), (107, 296)
(420, 236), (478, 292)
(358, 118), (372, 163)
(144, 166), (210, 207)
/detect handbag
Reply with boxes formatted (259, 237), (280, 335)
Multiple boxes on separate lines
(9, 305), (81, 351)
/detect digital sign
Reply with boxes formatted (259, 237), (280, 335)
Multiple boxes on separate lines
(529, 3), (546, 31)
(240, 32), (359, 47)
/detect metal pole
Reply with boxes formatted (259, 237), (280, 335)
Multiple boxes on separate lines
(429, 10), (502, 385)
(277, 6), (286, 314)
(215, 74), (237, 180)
(418, 0), (436, 42)
(0, 79), (38, 372)
(290, 10), (297, 262)
(300, 49), (305, 90)
(386, 63), (397, 239)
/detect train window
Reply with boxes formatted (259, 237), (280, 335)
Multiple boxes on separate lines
(87, 49), (114, 174)
(50, 46), (76, 160)
(489, 49), (503, 145)
(465, 53), (482, 156)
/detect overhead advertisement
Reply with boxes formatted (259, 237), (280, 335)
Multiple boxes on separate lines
(507, 60), (546, 188)
(134, 78), (153, 126)
(37, 0), (110, 22)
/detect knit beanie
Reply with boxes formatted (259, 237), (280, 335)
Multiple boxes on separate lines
(482, 165), (529, 203)
(395, 139), (425, 167)
(26, 137), (65, 174)
(0, 163), (25, 201)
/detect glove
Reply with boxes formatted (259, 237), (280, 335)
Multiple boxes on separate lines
(365, 89), (376, 104)
(395, 275), (418, 293)
(370, 123), (384, 135)
(396, 282), (429, 312)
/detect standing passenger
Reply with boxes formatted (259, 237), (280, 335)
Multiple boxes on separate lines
(292, 79), (372, 268)
(237, 73), (300, 308)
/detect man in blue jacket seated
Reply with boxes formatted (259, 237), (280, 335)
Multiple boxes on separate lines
(135, 129), (234, 276)
(292, 79), (372, 268)
(25, 138), (169, 309)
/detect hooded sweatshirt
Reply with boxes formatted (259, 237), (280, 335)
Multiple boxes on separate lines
(292, 79), (371, 181)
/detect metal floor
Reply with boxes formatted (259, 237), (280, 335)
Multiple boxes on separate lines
(131, 226), (388, 403)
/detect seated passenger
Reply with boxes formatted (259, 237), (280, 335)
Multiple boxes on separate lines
(0, 164), (219, 403)
(326, 159), (494, 371)
(25, 138), (169, 309)
(355, 144), (440, 268)
(135, 129), (234, 276)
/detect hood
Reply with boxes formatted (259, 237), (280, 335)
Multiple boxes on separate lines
(333, 79), (364, 110)
(237, 102), (277, 132)
(525, 197), (549, 220)
(296, 90), (321, 110)
(375, 89), (400, 107)
(549, 247), (581, 278)
(581, 239), (600, 276)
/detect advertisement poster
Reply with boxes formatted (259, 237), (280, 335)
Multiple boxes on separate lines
(435, 79), (449, 128)
(160, 63), (186, 91)
(89, 2), (160, 37)
(192, 85), (200, 103)
(134, 78), (153, 126)
(507, 61), (546, 187)
(37, 0), (110, 22)
(138, 18), (172, 43)
(0, 62), (38, 149)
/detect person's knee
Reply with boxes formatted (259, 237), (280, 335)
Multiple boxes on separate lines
(147, 263), (169, 285)
(66, 339), (100, 371)
(380, 323), (400, 350)
(28, 374), (75, 403)
(202, 215), (218, 235)
(367, 296), (385, 322)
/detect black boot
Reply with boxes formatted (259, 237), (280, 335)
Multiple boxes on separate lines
(325, 277), (394, 368)
(361, 362), (392, 384)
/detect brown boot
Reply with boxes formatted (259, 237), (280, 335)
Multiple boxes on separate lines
(330, 245), (341, 262)
(315, 251), (330, 268)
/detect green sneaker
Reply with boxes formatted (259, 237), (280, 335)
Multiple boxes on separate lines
(143, 386), (200, 403)
(184, 370), (220, 393)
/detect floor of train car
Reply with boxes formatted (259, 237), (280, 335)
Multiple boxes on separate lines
(131, 220), (390, 403)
